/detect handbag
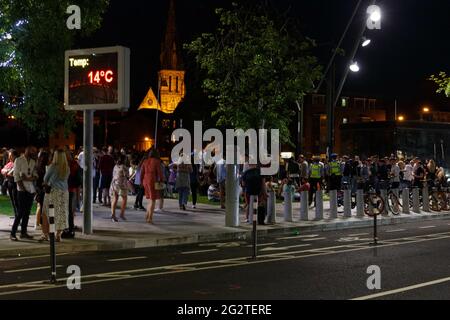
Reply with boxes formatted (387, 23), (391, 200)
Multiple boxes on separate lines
(154, 182), (166, 190)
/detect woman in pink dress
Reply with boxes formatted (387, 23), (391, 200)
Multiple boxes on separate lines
(140, 149), (163, 224)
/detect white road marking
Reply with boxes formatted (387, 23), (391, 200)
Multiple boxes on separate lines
(277, 234), (319, 240)
(0, 253), (69, 262)
(1, 232), (450, 296)
(301, 237), (326, 242)
(260, 244), (311, 252)
(352, 276), (450, 300)
(385, 229), (406, 233)
(348, 233), (369, 237)
(4, 265), (63, 274)
(245, 242), (277, 248)
(107, 256), (147, 262)
(181, 249), (218, 255)
(419, 226), (436, 229)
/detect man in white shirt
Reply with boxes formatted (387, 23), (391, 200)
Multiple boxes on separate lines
(390, 158), (401, 189)
(11, 146), (38, 241)
(403, 160), (414, 189)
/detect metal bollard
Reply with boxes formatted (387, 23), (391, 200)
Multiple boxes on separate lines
(380, 187), (388, 215)
(356, 189), (364, 218)
(329, 190), (338, 219)
(283, 190), (293, 222)
(402, 188), (410, 214)
(343, 189), (352, 218)
(48, 204), (57, 284)
(315, 190), (323, 220)
(412, 187), (421, 213)
(300, 191), (309, 221)
(422, 186), (430, 212)
(251, 196), (258, 259)
(266, 190), (276, 224)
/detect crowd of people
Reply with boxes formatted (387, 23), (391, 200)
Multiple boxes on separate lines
(279, 153), (448, 206)
(1, 145), (448, 240)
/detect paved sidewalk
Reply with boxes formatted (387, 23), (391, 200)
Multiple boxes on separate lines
(1, 196), (449, 258)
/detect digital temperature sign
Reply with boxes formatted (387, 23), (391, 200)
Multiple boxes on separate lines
(64, 46), (130, 111)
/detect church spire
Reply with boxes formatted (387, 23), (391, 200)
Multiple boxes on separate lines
(160, 0), (183, 70)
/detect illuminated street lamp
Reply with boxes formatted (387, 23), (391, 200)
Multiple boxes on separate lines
(361, 37), (371, 47)
(349, 61), (360, 72)
(397, 115), (405, 122)
(369, 9), (382, 23)
(421, 106), (432, 121)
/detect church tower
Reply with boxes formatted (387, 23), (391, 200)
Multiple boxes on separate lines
(158, 0), (185, 114)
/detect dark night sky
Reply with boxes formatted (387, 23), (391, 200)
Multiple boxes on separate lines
(76, 0), (450, 117)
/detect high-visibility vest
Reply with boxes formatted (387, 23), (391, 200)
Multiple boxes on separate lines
(310, 164), (322, 179)
(330, 161), (342, 176)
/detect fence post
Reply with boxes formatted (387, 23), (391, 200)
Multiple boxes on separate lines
(48, 204), (57, 284)
(329, 190), (338, 219)
(356, 188), (364, 218)
(300, 191), (309, 221)
(402, 188), (410, 214)
(380, 182), (388, 216)
(343, 188), (352, 218)
(412, 187), (421, 213)
(252, 196), (258, 259)
(283, 190), (293, 222)
(266, 190), (276, 224)
(315, 189), (324, 220)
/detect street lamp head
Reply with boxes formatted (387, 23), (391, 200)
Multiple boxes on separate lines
(369, 10), (381, 22)
(398, 116), (405, 121)
(349, 61), (360, 72)
(361, 37), (371, 47)
(423, 107), (430, 113)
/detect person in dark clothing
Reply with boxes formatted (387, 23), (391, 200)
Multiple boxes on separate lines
(64, 151), (82, 238)
(241, 164), (267, 225)
(190, 154), (200, 209)
(132, 155), (146, 210)
(34, 150), (49, 230)
(377, 159), (389, 191)
(93, 148), (101, 203)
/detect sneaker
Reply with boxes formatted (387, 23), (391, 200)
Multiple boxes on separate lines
(20, 233), (33, 240)
(182, 205), (186, 211)
(10, 235), (18, 241)
(192, 205), (196, 209)
(139, 206), (146, 211)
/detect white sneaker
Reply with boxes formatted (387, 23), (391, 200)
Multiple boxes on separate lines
(192, 205), (196, 209)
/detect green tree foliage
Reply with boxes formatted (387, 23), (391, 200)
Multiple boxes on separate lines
(186, 2), (321, 144)
(429, 72), (450, 97)
(0, 0), (109, 137)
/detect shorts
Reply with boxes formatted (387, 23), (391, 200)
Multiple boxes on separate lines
(100, 175), (112, 189)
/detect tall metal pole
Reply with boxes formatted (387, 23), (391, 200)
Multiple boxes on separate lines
(83, 110), (94, 235)
(154, 76), (161, 149)
(326, 63), (335, 156)
(334, 0), (378, 107)
(315, 0), (364, 93)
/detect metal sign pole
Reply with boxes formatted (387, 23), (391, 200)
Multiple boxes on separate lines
(83, 110), (94, 235)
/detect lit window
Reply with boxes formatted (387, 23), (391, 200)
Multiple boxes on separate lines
(341, 97), (349, 107)
(343, 118), (348, 124)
